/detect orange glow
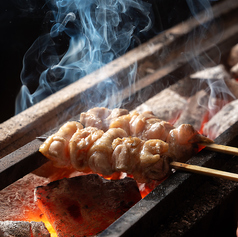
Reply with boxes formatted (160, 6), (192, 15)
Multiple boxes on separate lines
(24, 211), (57, 237)
(101, 173), (154, 198)
(199, 112), (209, 135)
(199, 98), (231, 136)
(41, 221), (57, 237)
(140, 187), (152, 198)
(16, 173), (152, 237)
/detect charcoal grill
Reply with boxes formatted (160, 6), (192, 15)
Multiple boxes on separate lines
(1, 0), (238, 236)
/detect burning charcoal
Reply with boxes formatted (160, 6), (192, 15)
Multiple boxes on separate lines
(0, 173), (48, 222)
(228, 43), (238, 67)
(190, 64), (230, 81)
(0, 221), (50, 237)
(203, 99), (238, 139)
(35, 174), (141, 237)
(135, 88), (187, 122)
(174, 90), (209, 130)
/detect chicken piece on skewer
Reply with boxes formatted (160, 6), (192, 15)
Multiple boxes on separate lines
(109, 111), (139, 135)
(167, 124), (213, 163)
(112, 137), (171, 182)
(80, 108), (175, 141)
(110, 110), (175, 141)
(129, 111), (162, 136)
(80, 107), (129, 131)
(87, 128), (128, 176)
(143, 121), (174, 141)
(69, 126), (104, 173)
(39, 121), (83, 168)
(130, 111), (175, 141)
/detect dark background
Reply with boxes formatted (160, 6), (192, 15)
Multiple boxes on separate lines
(0, 0), (193, 123)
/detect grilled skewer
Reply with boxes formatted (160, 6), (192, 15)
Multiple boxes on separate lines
(38, 131), (238, 182)
(38, 108), (238, 183)
(38, 136), (238, 183)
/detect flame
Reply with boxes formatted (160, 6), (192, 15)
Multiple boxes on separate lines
(99, 172), (155, 198)
(24, 211), (57, 237)
(139, 184), (153, 198)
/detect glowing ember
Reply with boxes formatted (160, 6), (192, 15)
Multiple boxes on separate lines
(24, 212), (57, 237)
(34, 174), (141, 237)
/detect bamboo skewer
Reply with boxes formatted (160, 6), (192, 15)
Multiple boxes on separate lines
(199, 143), (238, 156)
(170, 161), (238, 182)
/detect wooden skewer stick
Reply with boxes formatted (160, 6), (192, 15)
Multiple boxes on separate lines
(199, 143), (238, 156)
(170, 161), (238, 182)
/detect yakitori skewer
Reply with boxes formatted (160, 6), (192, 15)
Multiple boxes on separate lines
(199, 143), (238, 156)
(37, 107), (238, 183)
(170, 161), (238, 182)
